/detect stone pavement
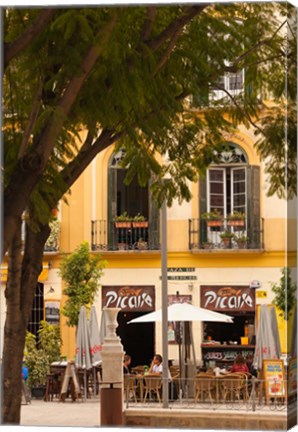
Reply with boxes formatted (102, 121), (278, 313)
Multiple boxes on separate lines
(20, 397), (101, 427)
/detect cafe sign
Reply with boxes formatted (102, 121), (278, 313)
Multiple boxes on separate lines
(102, 285), (155, 312)
(200, 285), (255, 312)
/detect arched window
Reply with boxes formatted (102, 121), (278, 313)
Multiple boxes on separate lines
(199, 143), (261, 248)
(207, 143), (249, 217)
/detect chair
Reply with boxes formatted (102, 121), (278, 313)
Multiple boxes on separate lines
(143, 374), (162, 403)
(194, 373), (216, 402)
(219, 373), (247, 402)
(44, 373), (61, 401)
(123, 374), (138, 403)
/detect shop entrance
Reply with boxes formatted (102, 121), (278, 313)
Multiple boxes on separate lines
(117, 311), (154, 367)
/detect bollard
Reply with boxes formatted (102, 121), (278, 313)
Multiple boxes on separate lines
(100, 382), (123, 426)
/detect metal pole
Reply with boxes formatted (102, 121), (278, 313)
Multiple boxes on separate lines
(161, 198), (169, 408)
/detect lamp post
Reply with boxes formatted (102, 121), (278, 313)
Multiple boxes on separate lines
(161, 197), (169, 408)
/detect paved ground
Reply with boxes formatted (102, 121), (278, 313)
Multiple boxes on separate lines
(20, 397), (101, 427)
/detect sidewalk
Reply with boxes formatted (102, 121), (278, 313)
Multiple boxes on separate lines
(20, 397), (101, 427)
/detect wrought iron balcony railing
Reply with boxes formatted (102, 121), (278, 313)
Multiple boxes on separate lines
(188, 217), (264, 251)
(91, 220), (160, 252)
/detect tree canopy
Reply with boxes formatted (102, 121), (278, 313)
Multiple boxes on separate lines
(3, 3), (296, 257)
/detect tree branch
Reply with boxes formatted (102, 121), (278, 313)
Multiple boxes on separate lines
(18, 80), (43, 159)
(226, 19), (287, 73)
(140, 7), (156, 42)
(155, 27), (183, 73)
(4, 9), (55, 69)
(146, 5), (208, 52)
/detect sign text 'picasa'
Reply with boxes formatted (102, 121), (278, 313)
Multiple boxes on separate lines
(102, 285), (155, 312)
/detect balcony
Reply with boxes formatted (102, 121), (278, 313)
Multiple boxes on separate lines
(91, 220), (160, 252)
(188, 218), (264, 251)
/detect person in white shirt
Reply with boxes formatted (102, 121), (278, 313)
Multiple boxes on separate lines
(148, 354), (177, 400)
(148, 354), (163, 375)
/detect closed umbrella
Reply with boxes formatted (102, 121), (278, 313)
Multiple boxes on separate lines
(76, 306), (92, 399)
(89, 306), (102, 366)
(270, 306), (281, 359)
(253, 304), (279, 370)
(89, 306), (103, 395)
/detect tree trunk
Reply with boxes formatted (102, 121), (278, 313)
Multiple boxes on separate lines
(2, 220), (50, 424)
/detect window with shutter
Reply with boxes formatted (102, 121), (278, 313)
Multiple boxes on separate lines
(199, 144), (261, 249)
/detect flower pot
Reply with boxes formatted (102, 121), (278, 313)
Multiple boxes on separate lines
(203, 243), (213, 250)
(237, 241), (247, 249)
(31, 385), (46, 400)
(221, 237), (232, 248)
(227, 220), (245, 227)
(117, 242), (127, 250)
(115, 221), (131, 228)
(132, 221), (148, 228)
(137, 241), (148, 250)
(207, 220), (222, 227)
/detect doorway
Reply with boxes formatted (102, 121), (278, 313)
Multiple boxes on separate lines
(117, 311), (154, 368)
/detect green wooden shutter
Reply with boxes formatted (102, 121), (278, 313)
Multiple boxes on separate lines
(108, 167), (118, 249)
(149, 177), (160, 250)
(199, 174), (208, 244)
(246, 166), (261, 249)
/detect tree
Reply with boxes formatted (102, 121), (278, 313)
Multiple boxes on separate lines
(59, 241), (106, 327)
(2, 4), (295, 423)
(271, 267), (297, 321)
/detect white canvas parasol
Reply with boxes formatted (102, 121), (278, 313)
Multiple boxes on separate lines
(127, 302), (233, 324)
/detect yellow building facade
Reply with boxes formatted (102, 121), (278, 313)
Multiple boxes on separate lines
(26, 119), (296, 370)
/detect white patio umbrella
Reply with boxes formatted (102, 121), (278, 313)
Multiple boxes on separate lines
(75, 306), (92, 399)
(127, 302), (234, 324)
(253, 304), (279, 371)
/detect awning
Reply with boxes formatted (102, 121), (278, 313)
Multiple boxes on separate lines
(1, 264), (49, 283)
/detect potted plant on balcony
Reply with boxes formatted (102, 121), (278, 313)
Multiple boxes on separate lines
(201, 210), (223, 227)
(137, 238), (148, 250)
(235, 235), (249, 249)
(114, 212), (132, 228)
(227, 212), (245, 227)
(132, 213), (148, 228)
(202, 240), (213, 250)
(220, 231), (234, 248)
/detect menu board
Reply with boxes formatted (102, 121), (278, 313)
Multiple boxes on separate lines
(288, 357), (297, 397)
(263, 360), (286, 401)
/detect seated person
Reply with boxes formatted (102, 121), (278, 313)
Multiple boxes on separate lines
(148, 354), (163, 375)
(229, 354), (249, 373)
(148, 354), (177, 400)
(123, 354), (132, 374)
